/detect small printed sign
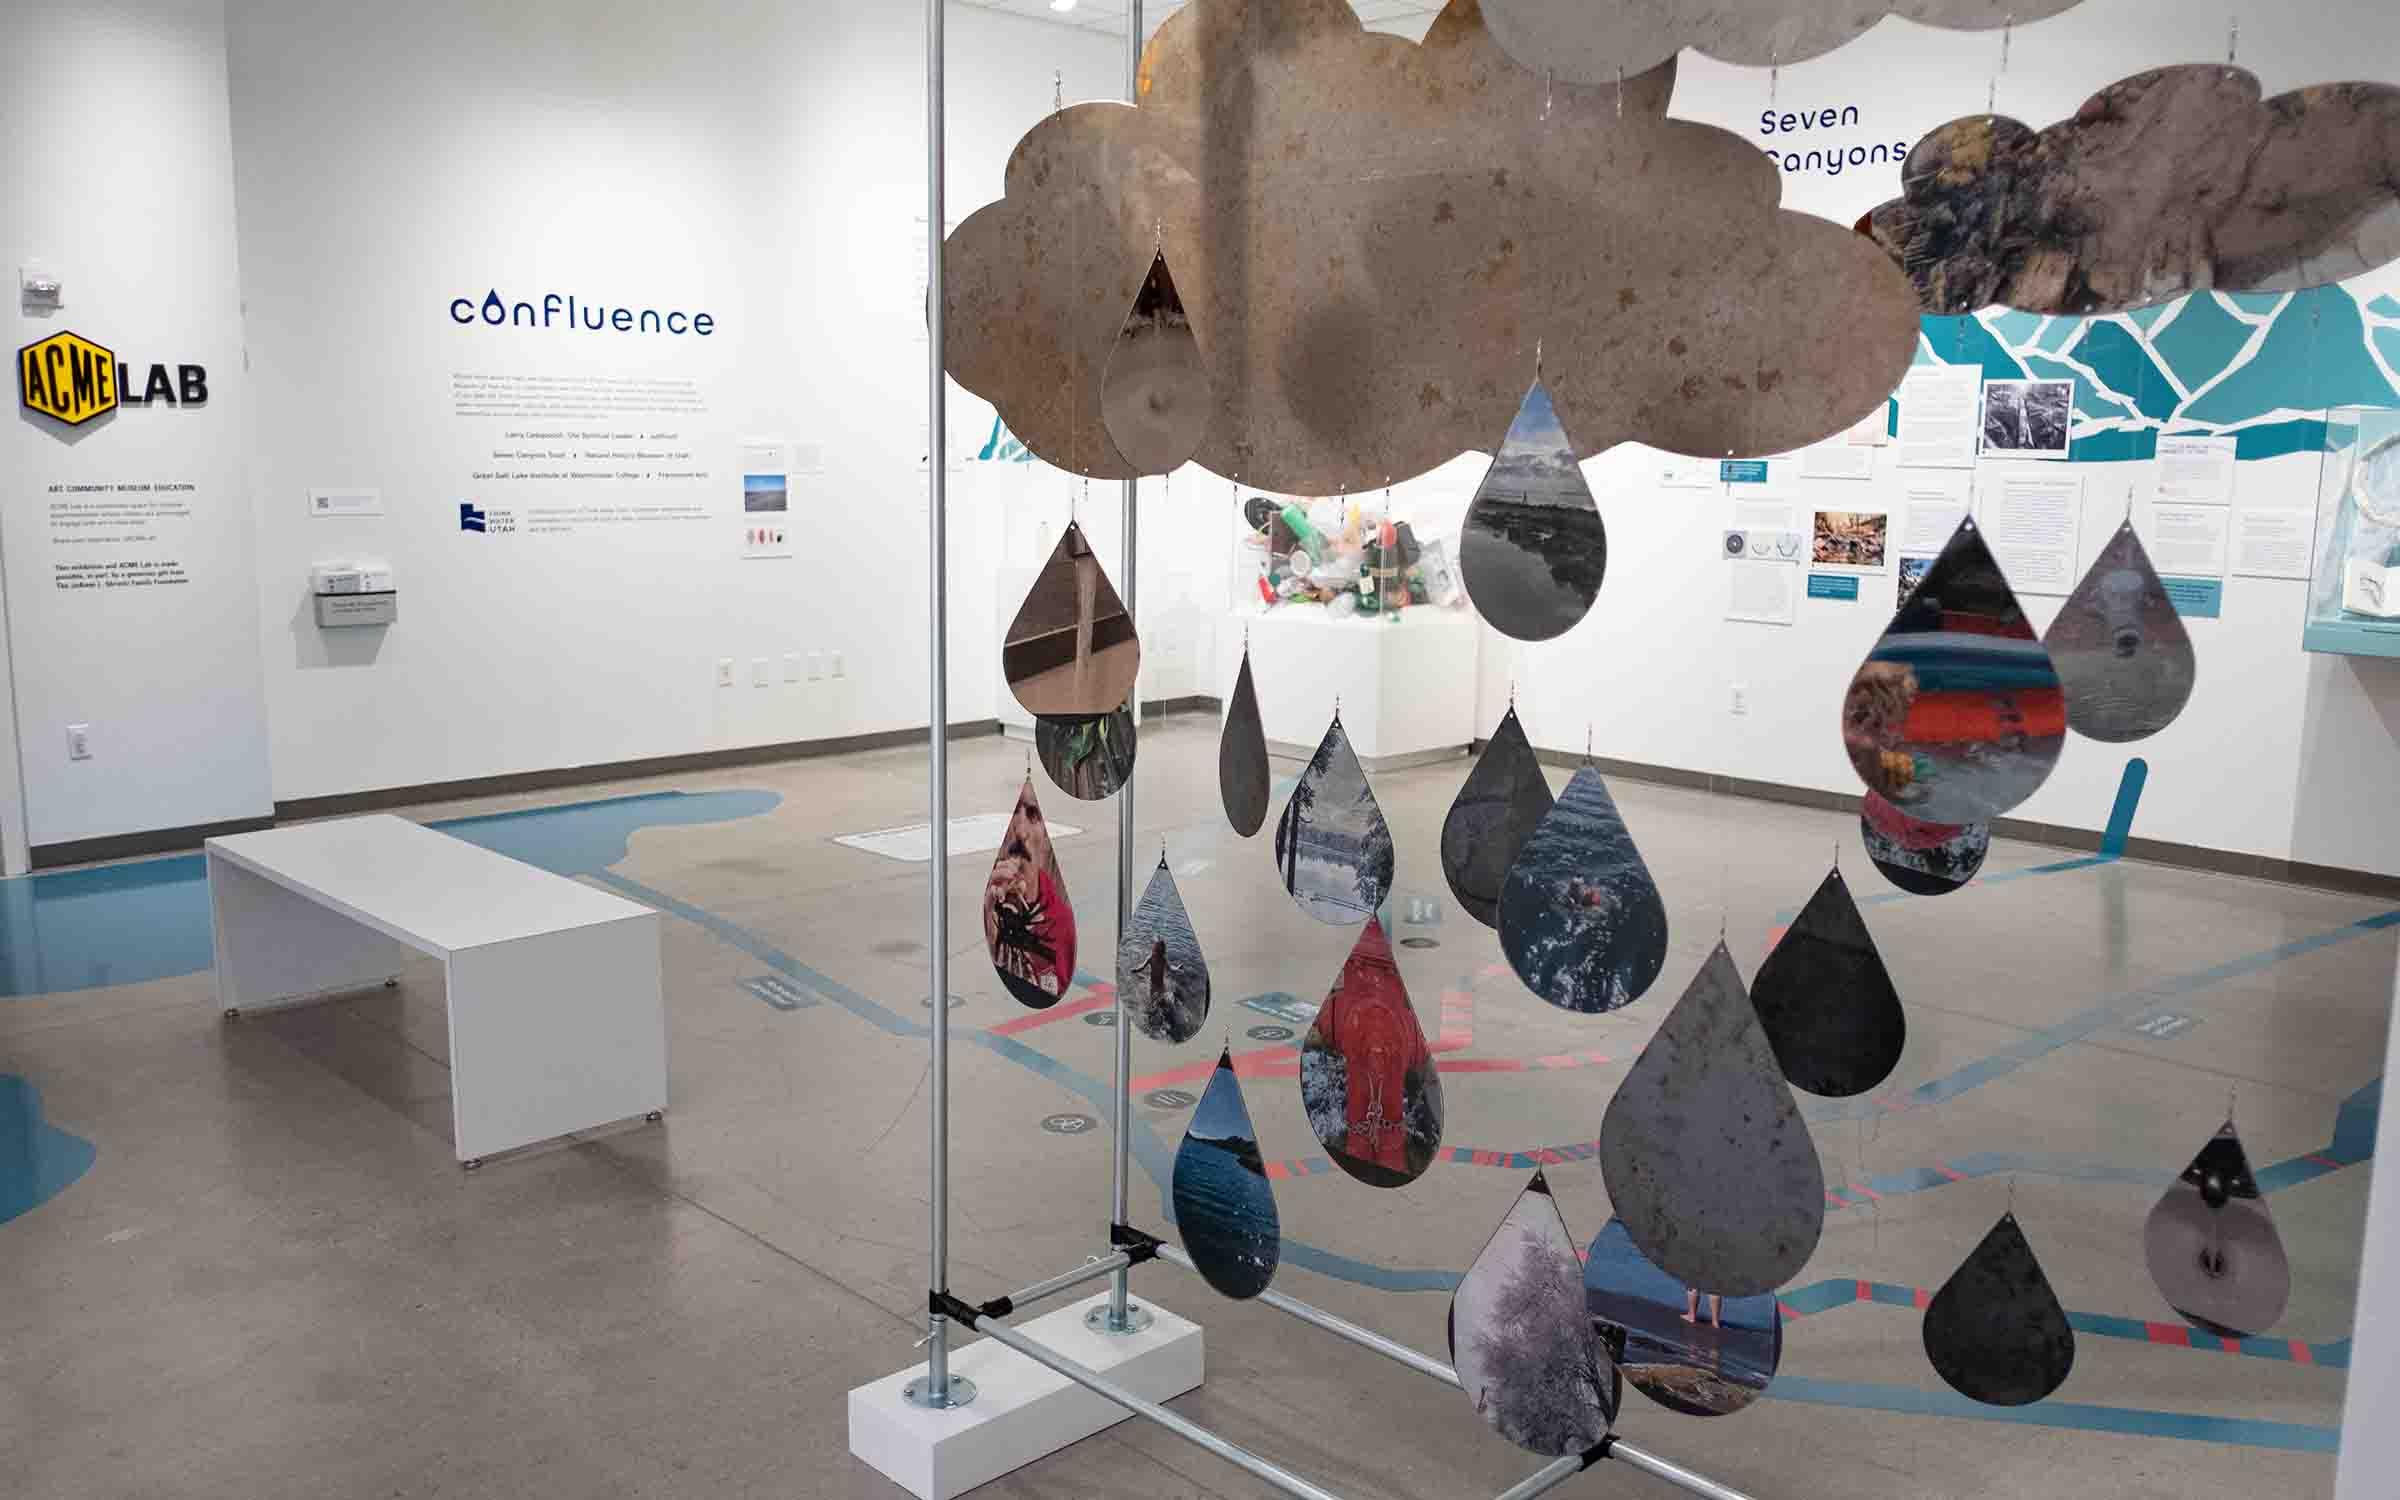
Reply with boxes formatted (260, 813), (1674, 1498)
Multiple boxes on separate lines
(2128, 1011), (2198, 1041)
(1806, 573), (1861, 601)
(2161, 575), (2224, 619)
(1720, 459), (1771, 485)
(1241, 991), (1316, 1026)
(743, 974), (819, 1011)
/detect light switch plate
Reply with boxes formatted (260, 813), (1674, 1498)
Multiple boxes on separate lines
(716, 658), (735, 688)
(66, 723), (91, 760)
(830, 651), (846, 679)
(752, 657), (771, 688)
(783, 653), (803, 683)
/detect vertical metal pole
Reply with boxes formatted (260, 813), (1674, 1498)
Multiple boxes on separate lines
(906, 0), (971, 1411)
(1105, 0), (1145, 1336)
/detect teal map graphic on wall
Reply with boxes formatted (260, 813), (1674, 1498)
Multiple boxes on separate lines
(1915, 284), (2400, 463)
(976, 414), (1035, 463)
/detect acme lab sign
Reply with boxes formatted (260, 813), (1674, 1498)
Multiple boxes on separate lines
(17, 330), (208, 428)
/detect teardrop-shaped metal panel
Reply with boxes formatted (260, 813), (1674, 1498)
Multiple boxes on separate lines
(1498, 765), (1668, 1013)
(2144, 1120), (2290, 1338)
(1459, 378), (1608, 642)
(1841, 517), (2064, 824)
(1219, 648), (1270, 838)
(1299, 918), (1444, 1187)
(983, 776), (1078, 1010)
(1922, 1212), (2076, 1407)
(1584, 1218), (1781, 1418)
(1860, 791), (1989, 896)
(1449, 1171), (1619, 1455)
(1004, 521), (1141, 719)
(1441, 706), (1556, 930)
(1600, 943), (1825, 1296)
(1101, 250), (1208, 475)
(1273, 713), (1395, 926)
(1749, 866), (1906, 1098)
(1034, 701), (1136, 801)
(1172, 1049), (1280, 1300)
(1119, 855), (1210, 1045)
(2044, 520), (2197, 743)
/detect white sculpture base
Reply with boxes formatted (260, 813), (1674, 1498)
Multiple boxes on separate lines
(847, 1293), (1205, 1499)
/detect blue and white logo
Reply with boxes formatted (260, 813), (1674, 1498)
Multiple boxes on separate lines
(459, 501), (487, 533)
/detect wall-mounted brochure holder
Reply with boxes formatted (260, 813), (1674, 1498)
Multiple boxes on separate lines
(2304, 407), (2400, 659)
(312, 560), (396, 628)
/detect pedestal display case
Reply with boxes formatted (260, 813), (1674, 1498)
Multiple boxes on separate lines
(2304, 406), (2400, 659)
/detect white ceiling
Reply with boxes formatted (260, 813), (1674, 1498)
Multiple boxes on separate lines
(954, 0), (1443, 44)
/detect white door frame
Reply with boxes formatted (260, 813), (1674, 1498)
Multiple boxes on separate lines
(0, 498), (26, 876)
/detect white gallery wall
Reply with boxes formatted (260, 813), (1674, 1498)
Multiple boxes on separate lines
(225, 0), (1128, 802)
(2, 0), (273, 852)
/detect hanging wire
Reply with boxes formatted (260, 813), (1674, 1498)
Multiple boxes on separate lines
(1053, 68), (1063, 115)
(1768, 52), (1778, 107)
(2227, 16), (2240, 65)
(1542, 67), (1553, 122)
(1987, 17), (2013, 116)
(1615, 65), (1625, 119)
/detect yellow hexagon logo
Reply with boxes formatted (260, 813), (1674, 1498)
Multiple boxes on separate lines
(18, 330), (119, 427)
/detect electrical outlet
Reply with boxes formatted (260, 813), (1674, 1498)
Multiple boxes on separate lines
(751, 657), (770, 688)
(65, 723), (91, 760)
(716, 658), (735, 688)
(830, 651), (846, 679)
(1729, 684), (1748, 717)
(782, 653), (803, 683)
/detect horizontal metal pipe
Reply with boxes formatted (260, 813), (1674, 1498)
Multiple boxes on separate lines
(970, 1317), (1348, 1500)
(1153, 1243), (1761, 1500)
(997, 1253), (1130, 1316)
(1605, 1439), (1759, 1500)
(1491, 1455), (1585, 1500)
(1158, 1246), (1461, 1386)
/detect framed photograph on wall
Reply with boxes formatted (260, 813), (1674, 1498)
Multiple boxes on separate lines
(1979, 379), (2074, 460)
(1809, 509), (1890, 572)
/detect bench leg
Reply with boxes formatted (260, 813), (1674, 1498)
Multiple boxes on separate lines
(208, 852), (420, 1014)
(443, 913), (666, 1164)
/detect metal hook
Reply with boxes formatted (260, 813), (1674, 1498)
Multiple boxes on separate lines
(1542, 67), (1553, 121)
(2228, 17), (2239, 65)
(1534, 338), (1543, 379)
(1053, 68), (1063, 114)
(1154, 217), (1163, 251)
(1615, 65), (1625, 119)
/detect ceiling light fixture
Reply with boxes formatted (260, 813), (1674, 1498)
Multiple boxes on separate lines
(1049, 0), (1077, 11)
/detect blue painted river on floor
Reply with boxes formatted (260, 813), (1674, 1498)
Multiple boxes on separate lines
(0, 789), (781, 999)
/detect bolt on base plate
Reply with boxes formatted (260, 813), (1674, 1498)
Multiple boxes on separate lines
(1086, 1302), (1155, 1335)
(902, 1373), (979, 1409)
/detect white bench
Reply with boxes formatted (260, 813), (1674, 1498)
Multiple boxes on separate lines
(206, 814), (667, 1165)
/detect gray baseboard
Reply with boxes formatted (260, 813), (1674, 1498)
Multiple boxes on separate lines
(273, 720), (1005, 822)
(30, 816), (276, 871)
(1504, 743), (2400, 900)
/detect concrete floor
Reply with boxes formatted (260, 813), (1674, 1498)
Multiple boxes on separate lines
(1, 716), (2387, 1499)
